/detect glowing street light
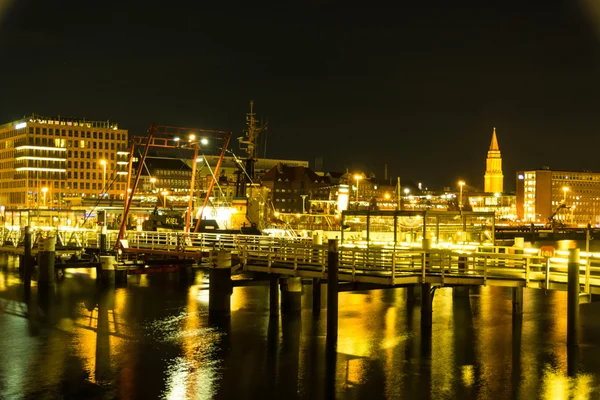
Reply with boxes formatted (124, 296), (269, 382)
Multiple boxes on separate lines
(458, 180), (465, 210)
(42, 187), (48, 206)
(162, 191), (169, 208)
(353, 174), (363, 203)
(188, 134), (196, 142)
(563, 186), (569, 203)
(150, 177), (157, 184)
(99, 159), (107, 195)
(200, 138), (208, 146)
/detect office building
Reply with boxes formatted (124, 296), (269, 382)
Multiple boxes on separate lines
(0, 115), (129, 208)
(516, 168), (600, 225)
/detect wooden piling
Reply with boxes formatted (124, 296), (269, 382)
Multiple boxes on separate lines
(327, 239), (339, 346)
(568, 248), (580, 346)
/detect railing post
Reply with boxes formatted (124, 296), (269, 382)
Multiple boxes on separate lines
(568, 248), (580, 346)
(327, 239), (339, 347)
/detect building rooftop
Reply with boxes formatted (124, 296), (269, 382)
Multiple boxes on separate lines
(0, 114), (121, 130)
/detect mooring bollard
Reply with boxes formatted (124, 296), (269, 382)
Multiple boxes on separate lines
(327, 239), (339, 347)
(568, 248), (580, 346)
(281, 277), (303, 314)
(38, 236), (56, 287)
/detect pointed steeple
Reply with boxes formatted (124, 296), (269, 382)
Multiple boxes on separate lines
(489, 127), (499, 151)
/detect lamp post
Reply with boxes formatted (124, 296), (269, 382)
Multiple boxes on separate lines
(162, 191), (169, 209)
(353, 174), (362, 203)
(42, 187), (48, 207)
(563, 186), (569, 203)
(300, 194), (308, 214)
(458, 180), (465, 210)
(100, 159), (107, 196)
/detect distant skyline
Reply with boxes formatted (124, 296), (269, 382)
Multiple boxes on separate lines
(2, 0), (600, 192)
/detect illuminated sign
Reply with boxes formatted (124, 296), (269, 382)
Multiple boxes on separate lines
(14, 122), (27, 130)
(338, 184), (349, 211)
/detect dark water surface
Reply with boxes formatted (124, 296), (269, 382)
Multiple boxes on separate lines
(1, 255), (600, 399)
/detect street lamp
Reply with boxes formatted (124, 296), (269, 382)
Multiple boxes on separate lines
(458, 180), (465, 210)
(162, 191), (169, 208)
(353, 174), (363, 203)
(563, 186), (569, 203)
(100, 159), (107, 196)
(42, 187), (48, 206)
(300, 194), (308, 214)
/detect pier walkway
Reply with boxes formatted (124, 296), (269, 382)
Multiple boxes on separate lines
(1, 227), (599, 296)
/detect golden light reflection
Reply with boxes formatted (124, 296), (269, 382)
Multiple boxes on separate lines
(461, 365), (475, 387)
(230, 283), (249, 312)
(431, 289), (454, 394)
(337, 293), (373, 358)
(540, 365), (594, 399)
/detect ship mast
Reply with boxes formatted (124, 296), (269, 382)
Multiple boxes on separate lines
(237, 100), (267, 197)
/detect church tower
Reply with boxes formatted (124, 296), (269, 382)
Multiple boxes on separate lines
(484, 127), (504, 193)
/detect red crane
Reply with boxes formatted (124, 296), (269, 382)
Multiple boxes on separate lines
(114, 124), (232, 251)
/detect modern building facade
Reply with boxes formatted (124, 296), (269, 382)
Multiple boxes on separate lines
(0, 115), (129, 208)
(484, 127), (504, 193)
(516, 168), (600, 225)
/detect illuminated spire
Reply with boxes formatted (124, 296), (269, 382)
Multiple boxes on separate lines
(489, 127), (499, 151)
(484, 127), (503, 193)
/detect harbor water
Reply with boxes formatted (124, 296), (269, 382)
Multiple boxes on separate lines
(0, 254), (600, 399)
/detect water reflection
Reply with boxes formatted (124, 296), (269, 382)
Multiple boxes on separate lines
(0, 256), (599, 398)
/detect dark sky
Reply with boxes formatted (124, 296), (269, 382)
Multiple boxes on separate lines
(1, 0), (600, 191)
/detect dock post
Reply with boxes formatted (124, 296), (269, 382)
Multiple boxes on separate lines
(99, 256), (116, 286)
(568, 248), (580, 346)
(454, 255), (470, 297)
(23, 226), (32, 293)
(178, 262), (194, 283)
(99, 225), (107, 256)
(421, 282), (432, 327)
(115, 266), (128, 285)
(281, 277), (303, 314)
(270, 276), (279, 317)
(38, 236), (56, 287)
(327, 239), (339, 347)
(407, 284), (421, 303)
(512, 287), (523, 314)
(209, 267), (232, 316)
(312, 278), (321, 314)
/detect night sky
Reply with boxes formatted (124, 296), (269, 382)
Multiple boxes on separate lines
(1, 0), (600, 191)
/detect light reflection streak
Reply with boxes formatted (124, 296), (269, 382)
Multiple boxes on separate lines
(541, 365), (595, 400)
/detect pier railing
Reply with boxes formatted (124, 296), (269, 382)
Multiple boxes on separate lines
(2, 227), (600, 294)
